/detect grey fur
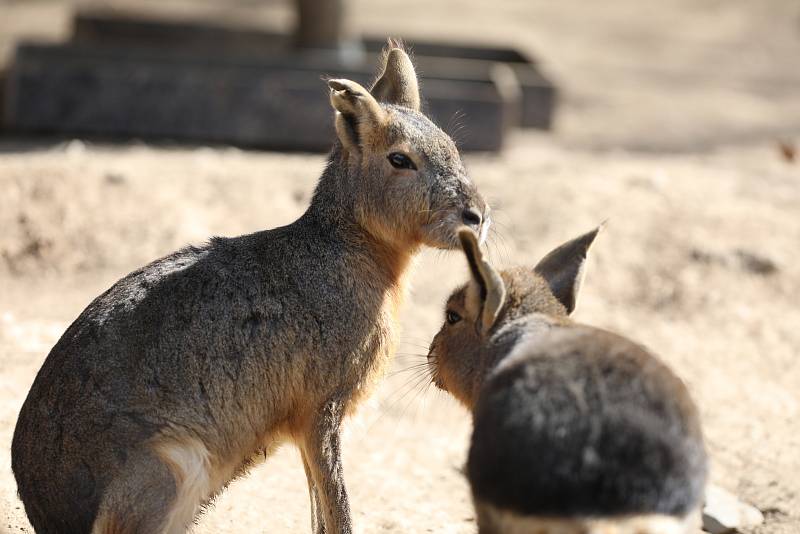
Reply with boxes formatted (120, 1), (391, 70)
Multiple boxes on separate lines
(12, 46), (487, 534)
(428, 227), (707, 533)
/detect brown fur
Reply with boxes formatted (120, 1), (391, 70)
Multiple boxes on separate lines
(430, 268), (568, 408)
(92, 513), (134, 534)
(12, 43), (487, 534)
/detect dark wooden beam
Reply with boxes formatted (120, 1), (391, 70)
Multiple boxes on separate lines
(71, 11), (555, 129)
(4, 43), (513, 151)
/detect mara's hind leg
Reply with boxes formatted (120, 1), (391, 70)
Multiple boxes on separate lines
(92, 438), (215, 534)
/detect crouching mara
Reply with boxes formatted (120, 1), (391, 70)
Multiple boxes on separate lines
(427, 227), (708, 534)
(11, 44), (488, 534)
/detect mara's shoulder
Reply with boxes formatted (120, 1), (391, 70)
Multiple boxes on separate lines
(494, 322), (655, 372)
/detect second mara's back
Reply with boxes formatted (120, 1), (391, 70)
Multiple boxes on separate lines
(428, 228), (707, 534)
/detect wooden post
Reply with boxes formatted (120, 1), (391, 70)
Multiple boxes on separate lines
(294, 0), (350, 49)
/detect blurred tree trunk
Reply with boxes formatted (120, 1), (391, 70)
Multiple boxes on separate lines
(294, 0), (350, 49)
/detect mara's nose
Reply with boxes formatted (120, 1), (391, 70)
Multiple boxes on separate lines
(462, 207), (483, 229)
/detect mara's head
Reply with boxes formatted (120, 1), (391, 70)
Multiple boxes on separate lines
(325, 44), (488, 250)
(428, 225), (603, 408)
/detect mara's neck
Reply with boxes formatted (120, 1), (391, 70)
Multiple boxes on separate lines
(302, 145), (420, 290)
(305, 146), (356, 227)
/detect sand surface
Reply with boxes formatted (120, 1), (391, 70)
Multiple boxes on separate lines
(1, 0), (799, 532)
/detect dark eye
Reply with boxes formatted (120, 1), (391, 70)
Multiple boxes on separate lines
(446, 310), (462, 325)
(387, 152), (417, 170)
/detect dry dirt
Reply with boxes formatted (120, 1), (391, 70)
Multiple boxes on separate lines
(1, 1), (799, 533)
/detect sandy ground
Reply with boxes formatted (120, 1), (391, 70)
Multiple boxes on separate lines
(1, 0), (799, 533)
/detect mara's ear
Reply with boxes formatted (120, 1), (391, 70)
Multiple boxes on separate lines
(328, 78), (387, 153)
(459, 227), (506, 334)
(370, 45), (421, 111)
(533, 224), (604, 315)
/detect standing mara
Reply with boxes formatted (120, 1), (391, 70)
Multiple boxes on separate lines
(12, 44), (488, 534)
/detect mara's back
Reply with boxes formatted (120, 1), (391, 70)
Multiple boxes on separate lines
(467, 326), (707, 523)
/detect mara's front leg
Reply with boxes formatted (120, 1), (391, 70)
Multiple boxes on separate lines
(301, 399), (352, 534)
(302, 450), (325, 534)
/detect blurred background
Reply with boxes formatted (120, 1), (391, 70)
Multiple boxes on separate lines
(1, 1), (799, 532)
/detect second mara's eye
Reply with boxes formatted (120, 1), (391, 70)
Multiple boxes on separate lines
(388, 152), (417, 171)
(446, 310), (462, 325)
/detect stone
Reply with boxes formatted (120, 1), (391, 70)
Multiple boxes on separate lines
(702, 484), (764, 534)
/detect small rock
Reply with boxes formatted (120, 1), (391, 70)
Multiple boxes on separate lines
(104, 172), (126, 185)
(689, 248), (778, 276)
(734, 249), (778, 276)
(702, 484), (764, 533)
(777, 140), (796, 163)
(64, 139), (86, 157)
(689, 248), (722, 265)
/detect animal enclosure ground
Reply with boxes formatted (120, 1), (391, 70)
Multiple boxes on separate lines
(1, 0), (799, 533)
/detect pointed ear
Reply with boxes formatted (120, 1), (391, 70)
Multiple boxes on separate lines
(328, 78), (386, 153)
(533, 225), (603, 315)
(459, 227), (506, 334)
(370, 46), (421, 111)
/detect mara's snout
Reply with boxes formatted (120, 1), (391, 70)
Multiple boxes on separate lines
(424, 197), (490, 250)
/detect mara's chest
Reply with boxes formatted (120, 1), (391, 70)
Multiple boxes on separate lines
(351, 288), (403, 369)
(342, 283), (406, 409)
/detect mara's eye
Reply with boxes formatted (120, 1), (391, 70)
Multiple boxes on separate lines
(446, 310), (462, 325)
(387, 152), (417, 171)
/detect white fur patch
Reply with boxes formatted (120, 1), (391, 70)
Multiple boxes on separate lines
(490, 314), (557, 375)
(154, 438), (219, 534)
(479, 216), (491, 245)
(477, 502), (701, 534)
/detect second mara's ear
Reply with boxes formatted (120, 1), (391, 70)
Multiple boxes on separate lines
(328, 78), (386, 153)
(370, 45), (421, 111)
(459, 227), (506, 334)
(533, 225), (603, 315)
